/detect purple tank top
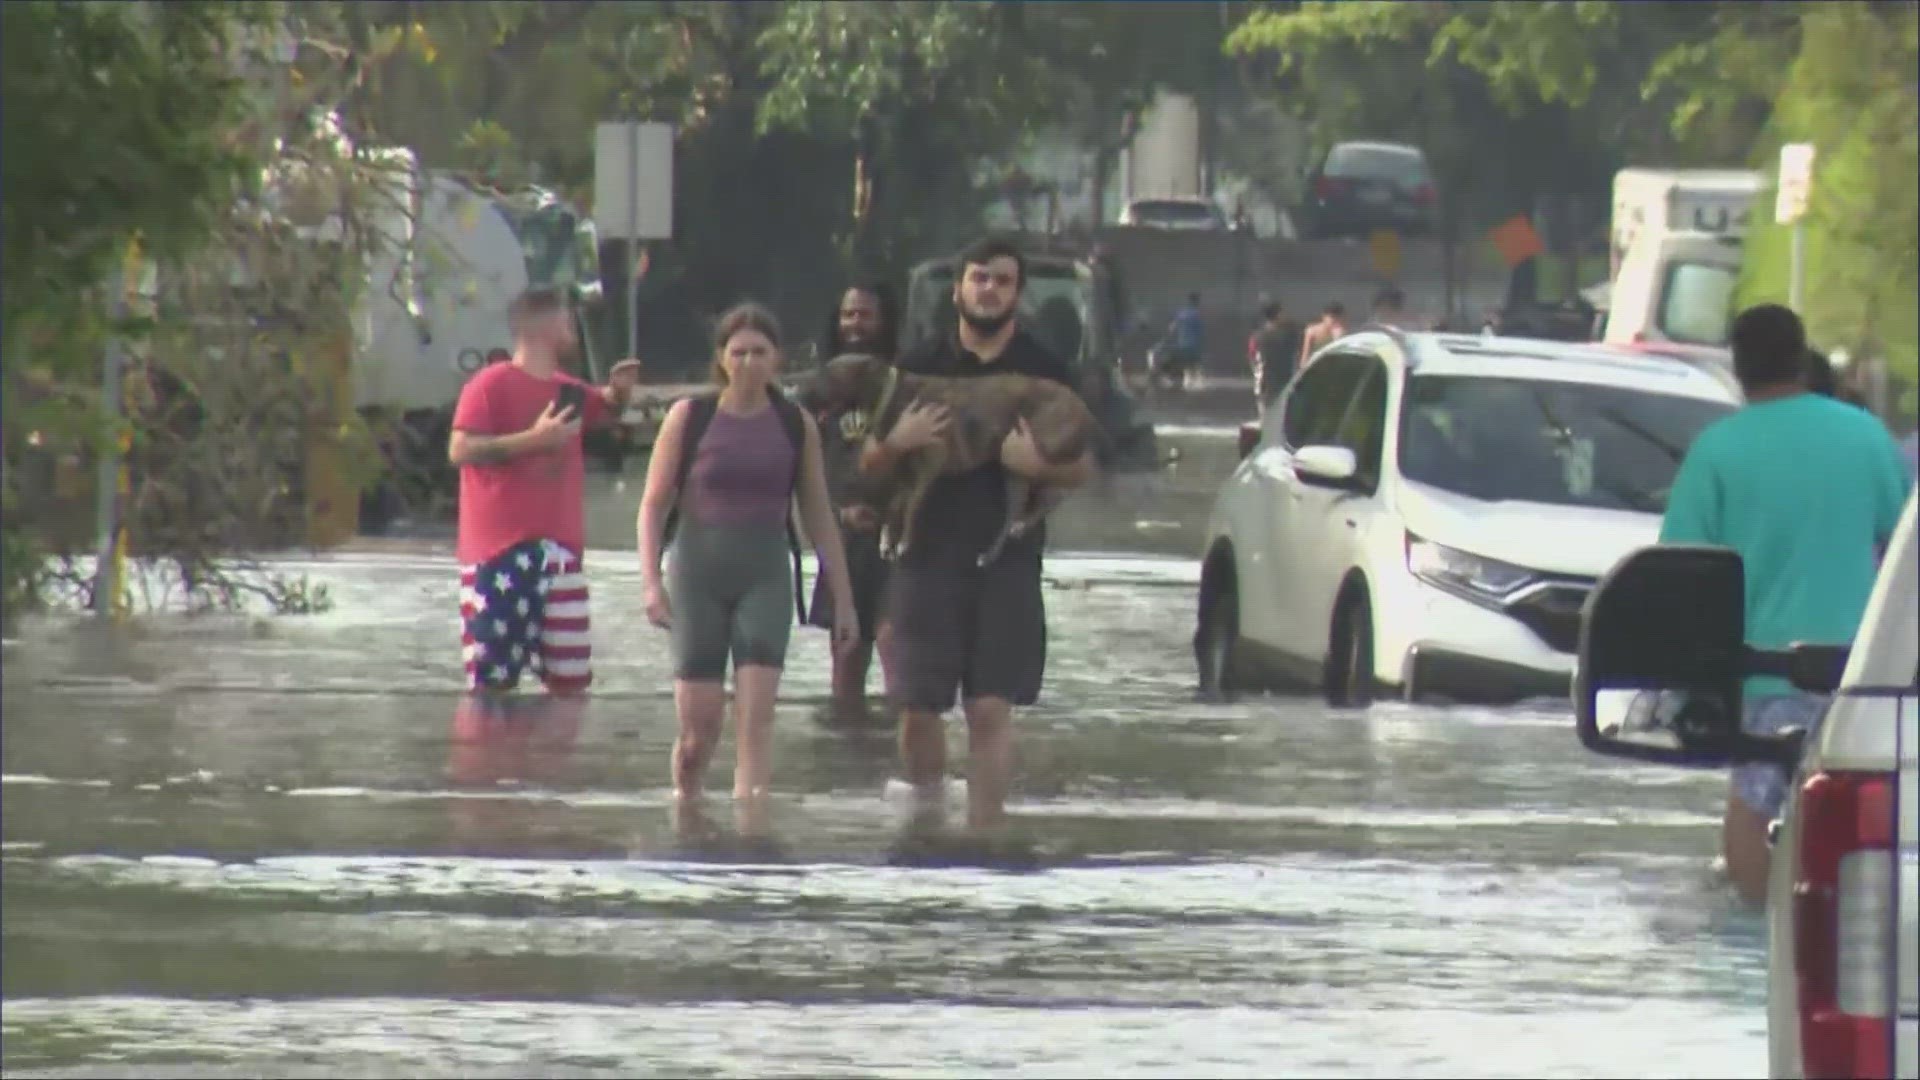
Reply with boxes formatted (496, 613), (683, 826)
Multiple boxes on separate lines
(685, 405), (797, 527)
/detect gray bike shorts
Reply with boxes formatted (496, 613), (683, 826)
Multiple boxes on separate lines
(667, 518), (795, 681)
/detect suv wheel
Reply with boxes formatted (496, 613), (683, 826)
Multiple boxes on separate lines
(1324, 586), (1377, 708)
(1195, 577), (1244, 698)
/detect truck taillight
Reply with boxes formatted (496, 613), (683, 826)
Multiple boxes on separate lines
(1412, 182), (1437, 206)
(1316, 176), (1350, 199)
(1794, 770), (1897, 1079)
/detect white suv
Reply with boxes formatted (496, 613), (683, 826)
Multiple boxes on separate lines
(1576, 495), (1918, 1078)
(1194, 329), (1740, 704)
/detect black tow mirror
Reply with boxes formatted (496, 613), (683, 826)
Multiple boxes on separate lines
(1575, 544), (1801, 769)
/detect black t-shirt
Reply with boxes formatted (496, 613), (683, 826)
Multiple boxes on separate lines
(892, 326), (1082, 570)
(1253, 324), (1296, 386)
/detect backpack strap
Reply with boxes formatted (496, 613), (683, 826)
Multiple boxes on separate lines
(659, 392), (720, 554)
(766, 385), (810, 624)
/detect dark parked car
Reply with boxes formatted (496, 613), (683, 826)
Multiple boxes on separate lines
(1302, 141), (1439, 240)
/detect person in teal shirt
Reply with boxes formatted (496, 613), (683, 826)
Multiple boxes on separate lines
(1659, 303), (1913, 902)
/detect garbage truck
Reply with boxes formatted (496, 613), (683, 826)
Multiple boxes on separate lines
(322, 143), (607, 532)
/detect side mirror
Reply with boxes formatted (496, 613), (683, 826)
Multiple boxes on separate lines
(1575, 544), (1802, 769)
(1294, 445), (1359, 489)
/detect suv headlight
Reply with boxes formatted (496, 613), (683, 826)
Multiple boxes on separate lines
(1404, 534), (1537, 603)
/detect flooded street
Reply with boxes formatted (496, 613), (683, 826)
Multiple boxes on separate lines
(2, 425), (1765, 1078)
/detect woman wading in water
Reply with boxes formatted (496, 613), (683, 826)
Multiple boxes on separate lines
(637, 304), (859, 821)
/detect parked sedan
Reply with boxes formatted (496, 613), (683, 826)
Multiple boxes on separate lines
(1194, 330), (1740, 705)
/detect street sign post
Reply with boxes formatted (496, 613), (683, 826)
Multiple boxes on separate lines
(594, 121), (673, 360)
(1776, 142), (1815, 311)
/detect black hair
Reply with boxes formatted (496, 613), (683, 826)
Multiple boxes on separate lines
(957, 235), (1027, 292)
(1373, 285), (1404, 312)
(1729, 303), (1808, 392)
(1261, 301), (1282, 322)
(1804, 348), (1838, 397)
(821, 280), (901, 359)
(1325, 301), (1346, 318)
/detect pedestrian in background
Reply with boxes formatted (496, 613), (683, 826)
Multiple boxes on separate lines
(1299, 301), (1347, 371)
(804, 281), (902, 729)
(1246, 300), (1292, 418)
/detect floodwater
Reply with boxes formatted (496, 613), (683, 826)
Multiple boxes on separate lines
(1, 421), (1767, 1078)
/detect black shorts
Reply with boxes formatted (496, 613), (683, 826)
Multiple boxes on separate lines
(883, 563), (1047, 713)
(807, 523), (888, 645)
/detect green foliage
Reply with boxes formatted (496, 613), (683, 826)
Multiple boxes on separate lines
(1, 2), (259, 375)
(1, 1), (263, 621)
(1736, 2), (1919, 405)
(1226, 1), (1557, 238)
(2, 1), (384, 623)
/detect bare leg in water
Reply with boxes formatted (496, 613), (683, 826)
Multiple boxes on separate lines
(731, 664), (781, 800)
(672, 678), (726, 802)
(1722, 790), (1773, 903)
(897, 696), (1014, 835)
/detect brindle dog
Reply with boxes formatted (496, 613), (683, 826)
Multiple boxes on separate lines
(797, 352), (1100, 566)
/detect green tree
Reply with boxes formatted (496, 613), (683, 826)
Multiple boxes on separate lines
(2, 1), (263, 621)
(3, 1), (400, 624)
(752, 0), (1073, 270)
(1736, 2), (1919, 407)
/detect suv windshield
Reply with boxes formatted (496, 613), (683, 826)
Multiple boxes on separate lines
(1398, 375), (1734, 512)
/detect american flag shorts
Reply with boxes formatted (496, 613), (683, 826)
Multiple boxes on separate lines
(458, 538), (592, 694)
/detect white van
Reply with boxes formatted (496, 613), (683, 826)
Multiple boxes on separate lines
(1575, 494), (1918, 1079)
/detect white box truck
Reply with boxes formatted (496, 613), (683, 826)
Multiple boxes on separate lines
(1601, 169), (1766, 362)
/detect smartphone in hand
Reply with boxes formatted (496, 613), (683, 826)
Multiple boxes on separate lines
(554, 382), (586, 417)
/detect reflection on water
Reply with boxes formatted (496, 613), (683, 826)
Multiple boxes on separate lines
(2, 553), (1765, 1078)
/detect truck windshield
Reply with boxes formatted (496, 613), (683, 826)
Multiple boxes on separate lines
(1657, 261), (1738, 347)
(905, 264), (1094, 365)
(1398, 375), (1734, 512)
(514, 207), (595, 290)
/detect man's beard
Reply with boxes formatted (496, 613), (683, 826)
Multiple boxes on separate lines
(958, 303), (1014, 335)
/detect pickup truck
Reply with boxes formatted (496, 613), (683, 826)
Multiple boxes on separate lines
(1575, 494), (1918, 1078)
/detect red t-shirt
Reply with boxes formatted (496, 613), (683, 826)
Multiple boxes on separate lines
(451, 362), (609, 566)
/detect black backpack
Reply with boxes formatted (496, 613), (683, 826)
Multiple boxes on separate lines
(660, 386), (809, 622)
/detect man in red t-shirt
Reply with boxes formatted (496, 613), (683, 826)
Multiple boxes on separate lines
(448, 287), (641, 696)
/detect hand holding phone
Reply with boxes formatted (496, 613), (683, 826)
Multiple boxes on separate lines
(554, 382), (586, 418)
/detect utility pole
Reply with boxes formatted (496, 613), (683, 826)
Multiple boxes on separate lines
(89, 265), (129, 618)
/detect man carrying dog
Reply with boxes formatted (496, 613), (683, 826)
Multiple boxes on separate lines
(858, 236), (1096, 834)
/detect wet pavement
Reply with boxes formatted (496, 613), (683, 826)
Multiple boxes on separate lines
(1, 419), (1767, 1078)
